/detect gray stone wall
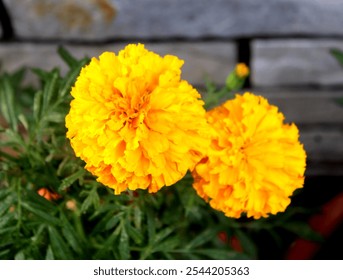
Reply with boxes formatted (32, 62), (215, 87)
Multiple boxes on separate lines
(1, 0), (343, 175)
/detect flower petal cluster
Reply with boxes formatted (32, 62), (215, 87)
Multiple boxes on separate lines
(192, 92), (306, 218)
(66, 44), (210, 194)
(235, 63), (249, 78)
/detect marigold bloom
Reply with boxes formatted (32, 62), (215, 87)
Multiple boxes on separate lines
(235, 63), (249, 78)
(66, 44), (210, 194)
(192, 92), (306, 219)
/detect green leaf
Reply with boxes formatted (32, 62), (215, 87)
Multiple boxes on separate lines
(125, 223), (144, 245)
(57, 46), (78, 68)
(185, 228), (218, 249)
(153, 227), (174, 244)
(0, 226), (16, 235)
(0, 74), (18, 131)
(48, 226), (73, 259)
(0, 249), (11, 259)
(21, 201), (60, 226)
(42, 69), (59, 112)
(281, 222), (324, 242)
(32, 68), (50, 81)
(330, 48), (343, 68)
(60, 213), (84, 255)
(0, 195), (15, 217)
(45, 245), (55, 260)
(9, 68), (26, 89)
(59, 169), (85, 190)
(196, 249), (250, 260)
(105, 213), (123, 231)
(59, 58), (88, 98)
(152, 236), (180, 253)
(33, 90), (43, 121)
(91, 211), (119, 235)
(147, 209), (156, 244)
(235, 229), (258, 259)
(18, 114), (29, 131)
(43, 111), (66, 124)
(26, 189), (59, 213)
(0, 212), (15, 229)
(80, 185), (100, 213)
(133, 206), (142, 230)
(14, 251), (26, 260)
(118, 224), (130, 259)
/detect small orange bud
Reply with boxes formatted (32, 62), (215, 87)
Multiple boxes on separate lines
(37, 188), (60, 201)
(66, 200), (77, 211)
(235, 63), (249, 78)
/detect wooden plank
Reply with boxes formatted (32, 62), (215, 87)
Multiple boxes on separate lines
(252, 39), (343, 87)
(256, 89), (343, 125)
(4, 0), (343, 40)
(0, 42), (236, 86)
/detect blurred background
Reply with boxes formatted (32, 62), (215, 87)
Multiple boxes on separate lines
(0, 0), (342, 259)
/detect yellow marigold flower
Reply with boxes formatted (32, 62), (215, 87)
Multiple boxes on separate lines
(235, 63), (249, 78)
(66, 44), (210, 194)
(192, 92), (306, 219)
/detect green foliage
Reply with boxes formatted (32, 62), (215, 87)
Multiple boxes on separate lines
(330, 48), (343, 68)
(0, 48), (321, 260)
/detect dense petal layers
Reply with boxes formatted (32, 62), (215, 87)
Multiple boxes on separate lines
(66, 44), (210, 194)
(192, 92), (306, 219)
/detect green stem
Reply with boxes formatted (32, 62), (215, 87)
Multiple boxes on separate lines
(15, 178), (22, 231)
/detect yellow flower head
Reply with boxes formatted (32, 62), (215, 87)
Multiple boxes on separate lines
(235, 63), (249, 78)
(192, 92), (306, 219)
(66, 44), (210, 194)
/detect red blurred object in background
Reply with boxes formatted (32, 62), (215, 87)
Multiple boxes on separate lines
(285, 192), (343, 259)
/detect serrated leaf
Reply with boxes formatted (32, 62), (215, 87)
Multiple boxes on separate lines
(0, 249), (11, 258)
(43, 111), (66, 124)
(48, 226), (73, 259)
(18, 114), (29, 131)
(0, 226), (16, 235)
(282, 222), (324, 242)
(0, 195), (15, 217)
(3, 128), (26, 148)
(196, 249), (250, 260)
(59, 169), (85, 190)
(57, 46), (78, 68)
(235, 229), (258, 259)
(126, 223), (144, 245)
(147, 209), (156, 244)
(91, 211), (118, 235)
(9, 68), (26, 89)
(14, 251), (25, 260)
(42, 69), (59, 112)
(105, 213), (123, 231)
(33, 90), (43, 121)
(80, 185), (100, 213)
(152, 236), (180, 253)
(21, 201), (60, 226)
(32, 68), (51, 82)
(118, 224), (130, 259)
(0, 212), (15, 229)
(0, 74), (18, 131)
(45, 245), (54, 260)
(59, 58), (88, 98)
(153, 227), (174, 244)
(330, 48), (343, 68)
(185, 228), (218, 249)
(0, 188), (11, 203)
(26, 190), (59, 213)
(61, 220), (83, 255)
(133, 206), (142, 230)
